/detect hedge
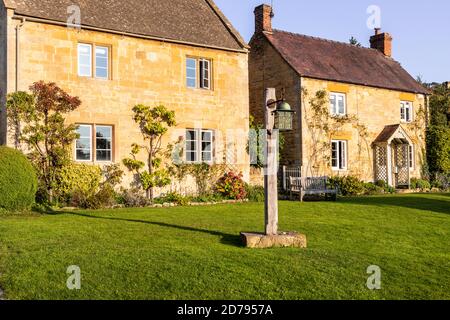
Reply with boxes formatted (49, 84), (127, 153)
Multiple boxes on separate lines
(0, 146), (38, 211)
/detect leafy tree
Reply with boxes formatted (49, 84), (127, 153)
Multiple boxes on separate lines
(6, 81), (81, 202)
(427, 126), (450, 175)
(123, 104), (176, 200)
(429, 83), (450, 127)
(349, 36), (362, 47)
(5, 91), (35, 149)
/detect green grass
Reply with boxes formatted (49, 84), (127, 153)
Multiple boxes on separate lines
(0, 193), (449, 300)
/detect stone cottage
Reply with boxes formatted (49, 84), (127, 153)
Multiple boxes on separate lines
(0, 0), (250, 193)
(249, 4), (430, 188)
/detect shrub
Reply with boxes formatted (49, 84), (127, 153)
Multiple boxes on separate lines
(118, 188), (152, 208)
(55, 163), (102, 206)
(427, 126), (450, 175)
(0, 146), (38, 211)
(328, 176), (365, 196)
(432, 173), (450, 191)
(245, 184), (265, 202)
(362, 182), (384, 195)
(215, 172), (247, 200)
(411, 178), (431, 191)
(154, 192), (190, 206)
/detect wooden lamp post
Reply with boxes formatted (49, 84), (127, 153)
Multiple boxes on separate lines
(241, 88), (306, 248)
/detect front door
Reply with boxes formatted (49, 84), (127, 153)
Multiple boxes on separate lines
(392, 143), (410, 188)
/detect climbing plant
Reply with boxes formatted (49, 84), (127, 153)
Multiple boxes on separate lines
(301, 88), (370, 178)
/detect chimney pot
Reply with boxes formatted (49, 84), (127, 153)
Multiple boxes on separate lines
(254, 4), (273, 34)
(370, 30), (393, 57)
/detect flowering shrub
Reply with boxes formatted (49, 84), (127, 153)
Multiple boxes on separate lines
(215, 172), (247, 200)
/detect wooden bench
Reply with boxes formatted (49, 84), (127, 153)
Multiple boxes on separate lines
(289, 176), (338, 202)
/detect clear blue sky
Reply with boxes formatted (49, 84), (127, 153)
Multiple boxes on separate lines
(215, 0), (450, 83)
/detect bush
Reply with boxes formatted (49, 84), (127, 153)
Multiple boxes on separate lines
(362, 182), (384, 195)
(245, 184), (265, 202)
(427, 126), (450, 175)
(215, 172), (247, 200)
(432, 173), (450, 191)
(0, 146), (38, 211)
(154, 192), (190, 206)
(411, 178), (431, 191)
(55, 163), (102, 205)
(328, 176), (365, 196)
(118, 188), (152, 208)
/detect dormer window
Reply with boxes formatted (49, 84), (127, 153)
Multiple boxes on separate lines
(330, 92), (346, 116)
(186, 57), (212, 90)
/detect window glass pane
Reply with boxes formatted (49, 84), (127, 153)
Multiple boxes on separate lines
(76, 125), (91, 161)
(338, 96), (345, 114)
(76, 138), (91, 149)
(202, 131), (212, 142)
(96, 126), (112, 138)
(202, 152), (212, 162)
(95, 46), (109, 79)
(96, 150), (112, 162)
(200, 60), (211, 89)
(186, 58), (197, 88)
(330, 95), (337, 114)
(77, 150), (91, 161)
(202, 142), (212, 152)
(77, 125), (91, 137)
(95, 126), (112, 161)
(78, 44), (92, 77)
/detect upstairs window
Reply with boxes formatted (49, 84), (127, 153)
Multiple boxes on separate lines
(186, 57), (212, 90)
(78, 43), (110, 79)
(185, 129), (214, 163)
(400, 101), (413, 123)
(78, 44), (92, 77)
(330, 93), (346, 116)
(331, 140), (347, 171)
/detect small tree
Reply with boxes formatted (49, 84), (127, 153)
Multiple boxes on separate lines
(123, 104), (176, 201)
(349, 36), (362, 47)
(6, 81), (81, 202)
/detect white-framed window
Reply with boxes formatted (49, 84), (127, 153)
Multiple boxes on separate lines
(78, 43), (110, 79)
(75, 124), (113, 162)
(95, 46), (109, 79)
(186, 58), (197, 88)
(401, 101), (413, 123)
(78, 44), (92, 77)
(96, 126), (113, 162)
(331, 140), (347, 170)
(76, 125), (92, 161)
(186, 57), (212, 89)
(199, 59), (211, 89)
(330, 92), (346, 116)
(409, 145), (414, 169)
(185, 129), (214, 163)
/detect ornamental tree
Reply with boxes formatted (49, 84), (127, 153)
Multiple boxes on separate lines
(6, 81), (81, 202)
(123, 104), (176, 201)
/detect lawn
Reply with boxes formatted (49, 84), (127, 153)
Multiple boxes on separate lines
(0, 193), (449, 300)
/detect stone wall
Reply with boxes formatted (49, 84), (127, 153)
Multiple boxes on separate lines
(248, 33), (427, 183)
(300, 77), (426, 182)
(3, 17), (250, 193)
(249, 34), (302, 167)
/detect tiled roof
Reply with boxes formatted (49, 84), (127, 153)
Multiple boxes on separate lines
(264, 30), (430, 94)
(4, 0), (248, 51)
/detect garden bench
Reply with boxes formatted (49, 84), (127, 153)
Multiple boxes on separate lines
(289, 176), (337, 202)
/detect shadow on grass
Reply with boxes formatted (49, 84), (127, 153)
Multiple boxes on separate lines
(65, 212), (243, 247)
(338, 194), (450, 215)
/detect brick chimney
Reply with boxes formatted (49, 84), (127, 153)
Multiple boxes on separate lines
(254, 4), (273, 34)
(370, 28), (393, 57)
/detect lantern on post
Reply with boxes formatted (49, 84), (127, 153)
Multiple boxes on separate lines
(273, 100), (295, 132)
